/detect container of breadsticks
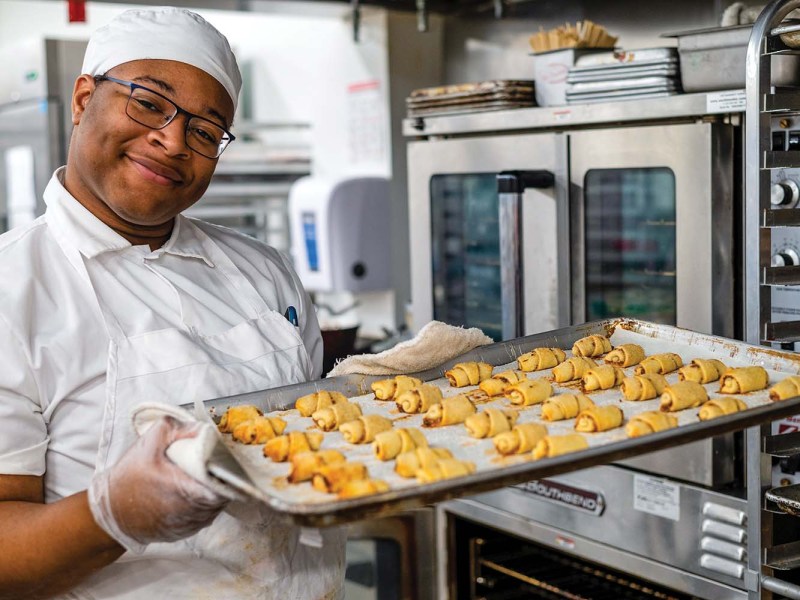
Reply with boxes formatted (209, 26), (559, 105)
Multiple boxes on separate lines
(196, 318), (800, 527)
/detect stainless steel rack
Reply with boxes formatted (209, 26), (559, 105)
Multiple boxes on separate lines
(745, 1), (800, 597)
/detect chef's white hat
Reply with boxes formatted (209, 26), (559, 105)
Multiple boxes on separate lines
(81, 7), (241, 110)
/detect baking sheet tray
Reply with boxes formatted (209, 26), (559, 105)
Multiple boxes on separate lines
(194, 319), (800, 527)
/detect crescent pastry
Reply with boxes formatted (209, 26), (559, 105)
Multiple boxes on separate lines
(635, 353), (683, 376)
(493, 423), (548, 455)
(218, 405), (262, 433)
(604, 344), (645, 368)
(582, 365), (625, 392)
(295, 391), (349, 418)
(625, 411), (678, 437)
(464, 408), (518, 439)
(416, 458), (476, 483)
(719, 366), (769, 394)
(445, 362), (494, 387)
(769, 376), (800, 401)
(373, 428), (428, 461)
(620, 374), (667, 401)
(518, 347), (567, 372)
(312, 462), (369, 494)
(396, 384), (443, 414)
(698, 397), (748, 421)
(479, 370), (527, 397)
(312, 401), (363, 432)
(572, 334), (612, 358)
(263, 431), (324, 462)
(339, 414), (394, 444)
(541, 394), (594, 421)
(678, 359), (727, 384)
(231, 416), (287, 444)
(371, 375), (423, 400)
(395, 447), (453, 478)
(532, 434), (589, 460)
(338, 479), (391, 499)
(574, 405), (624, 432)
(288, 449), (346, 483)
(422, 395), (476, 427)
(553, 357), (597, 383)
(659, 381), (709, 412)
(505, 379), (552, 406)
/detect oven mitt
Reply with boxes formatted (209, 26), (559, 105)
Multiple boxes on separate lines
(131, 402), (245, 502)
(327, 320), (493, 377)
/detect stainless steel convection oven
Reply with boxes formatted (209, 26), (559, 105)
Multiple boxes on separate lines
(404, 87), (800, 598)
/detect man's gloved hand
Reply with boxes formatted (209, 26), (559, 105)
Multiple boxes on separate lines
(88, 416), (230, 554)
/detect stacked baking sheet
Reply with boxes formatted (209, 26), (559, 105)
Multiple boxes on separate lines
(566, 48), (681, 104)
(406, 80), (536, 117)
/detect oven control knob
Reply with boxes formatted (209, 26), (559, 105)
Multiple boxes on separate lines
(772, 248), (800, 267)
(771, 179), (800, 208)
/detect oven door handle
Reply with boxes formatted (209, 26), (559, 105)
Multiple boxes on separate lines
(497, 170), (555, 340)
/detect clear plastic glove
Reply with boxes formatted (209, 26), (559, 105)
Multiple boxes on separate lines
(88, 416), (230, 554)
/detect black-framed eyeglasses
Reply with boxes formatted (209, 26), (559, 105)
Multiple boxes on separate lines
(94, 75), (235, 159)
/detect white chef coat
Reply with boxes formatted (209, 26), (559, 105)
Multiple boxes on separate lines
(0, 167), (323, 503)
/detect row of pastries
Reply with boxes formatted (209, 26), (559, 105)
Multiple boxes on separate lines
(213, 333), (800, 503)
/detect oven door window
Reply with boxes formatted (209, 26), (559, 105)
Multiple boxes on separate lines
(584, 167), (676, 324)
(430, 173), (502, 341)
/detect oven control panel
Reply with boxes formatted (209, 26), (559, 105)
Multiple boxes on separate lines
(770, 165), (800, 343)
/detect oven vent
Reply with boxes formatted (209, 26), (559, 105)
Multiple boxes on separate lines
(698, 501), (748, 580)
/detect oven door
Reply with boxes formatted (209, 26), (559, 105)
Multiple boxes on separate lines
(407, 133), (569, 340)
(569, 121), (737, 486)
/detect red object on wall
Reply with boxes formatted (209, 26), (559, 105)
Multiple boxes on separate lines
(68, 0), (86, 23)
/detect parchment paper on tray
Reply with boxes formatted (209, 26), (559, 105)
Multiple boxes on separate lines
(202, 319), (800, 527)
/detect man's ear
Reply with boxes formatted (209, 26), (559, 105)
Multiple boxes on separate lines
(71, 74), (97, 126)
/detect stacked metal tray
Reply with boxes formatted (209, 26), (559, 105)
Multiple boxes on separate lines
(196, 319), (800, 527)
(405, 80), (536, 117)
(566, 48), (681, 104)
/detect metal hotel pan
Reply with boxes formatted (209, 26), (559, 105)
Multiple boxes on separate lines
(193, 319), (800, 527)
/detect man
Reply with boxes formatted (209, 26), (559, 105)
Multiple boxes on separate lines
(0, 8), (343, 599)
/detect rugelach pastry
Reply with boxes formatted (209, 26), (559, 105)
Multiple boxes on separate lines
(338, 479), (390, 499)
(312, 401), (362, 431)
(371, 375), (423, 400)
(295, 390), (349, 418)
(604, 344), (645, 367)
(373, 428), (428, 461)
(396, 384), (443, 414)
(395, 447), (453, 478)
(312, 462), (369, 494)
(553, 357), (597, 383)
(263, 431), (324, 462)
(635, 353), (683, 376)
(572, 334), (612, 358)
(719, 366), (769, 394)
(582, 365), (625, 392)
(288, 449), (346, 483)
(445, 362), (494, 387)
(339, 414), (393, 444)
(532, 434), (589, 459)
(493, 423), (548, 455)
(218, 405), (262, 433)
(769, 376), (800, 401)
(479, 370), (527, 397)
(422, 395), (476, 427)
(698, 397), (747, 421)
(416, 458), (476, 483)
(541, 394), (594, 421)
(505, 379), (552, 406)
(574, 405), (624, 432)
(678, 359), (727, 384)
(625, 411), (678, 437)
(659, 381), (709, 412)
(464, 407), (518, 438)
(620, 373), (667, 401)
(518, 347), (566, 372)
(231, 415), (287, 444)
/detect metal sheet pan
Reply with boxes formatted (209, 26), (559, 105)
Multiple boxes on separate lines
(193, 319), (800, 527)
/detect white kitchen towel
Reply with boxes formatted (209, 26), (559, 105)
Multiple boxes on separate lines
(327, 320), (493, 377)
(131, 402), (245, 501)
